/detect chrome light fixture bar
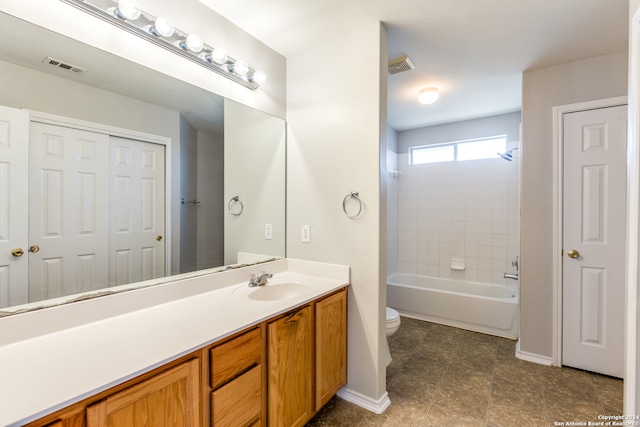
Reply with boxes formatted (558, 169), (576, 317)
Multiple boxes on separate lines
(59, 0), (266, 89)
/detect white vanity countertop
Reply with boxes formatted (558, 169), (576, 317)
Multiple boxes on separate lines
(0, 258), (350, 426)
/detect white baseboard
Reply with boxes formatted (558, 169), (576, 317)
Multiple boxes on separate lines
(336, 387), (391, 414)
(515, 339), (554, 366)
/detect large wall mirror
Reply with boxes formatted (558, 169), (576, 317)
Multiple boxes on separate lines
(0, 12), (286, 314)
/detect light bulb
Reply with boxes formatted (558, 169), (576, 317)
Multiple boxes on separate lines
(149, 17), (174, 37)
(182, 34), (204, 53)
(249, 70), (267, 84)
(418, 87), (439, 104)
(230, 59), (248, 76)
(114, 0), (141, 20)
(207, 48), (228, 65)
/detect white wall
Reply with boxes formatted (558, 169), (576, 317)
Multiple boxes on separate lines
(224, 99), (286, 264)
(196, 130), (225, 270)
(387, 127), (399, 276)
(287, 22), (388, 406)
(521, 51), (628, 359)
(180, 116), (199, 273)
(628, 0), (640, 414)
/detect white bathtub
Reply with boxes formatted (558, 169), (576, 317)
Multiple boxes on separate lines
(387, 273), (519, 339)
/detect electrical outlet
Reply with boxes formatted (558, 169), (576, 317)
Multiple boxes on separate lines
(301, 225), (311, 243)
(265, 223), (273, 240)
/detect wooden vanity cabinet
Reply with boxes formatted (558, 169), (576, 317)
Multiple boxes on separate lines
(315, 288), (348, 410)
(27, 286), (347, 427)
(267, 305), (315, 427)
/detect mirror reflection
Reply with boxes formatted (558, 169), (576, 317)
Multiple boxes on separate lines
(0, 12), (286, 313)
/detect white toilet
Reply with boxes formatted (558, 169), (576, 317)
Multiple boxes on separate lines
(385, 307), (401, 367)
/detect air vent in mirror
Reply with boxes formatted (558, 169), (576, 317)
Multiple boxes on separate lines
(43, 56), (86, 75)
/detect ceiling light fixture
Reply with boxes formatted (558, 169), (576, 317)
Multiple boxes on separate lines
(147, 16), (174, 38)
(110, 0), (141, 21)
(60, 0), (266, 90)
(418, 87), (439, 104)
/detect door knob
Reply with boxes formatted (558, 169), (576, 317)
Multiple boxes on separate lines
(156, 235), (163, 241)
(11, 248), (24, 257)
(29, 245), (40, 253)
(567, 249), (580, 259)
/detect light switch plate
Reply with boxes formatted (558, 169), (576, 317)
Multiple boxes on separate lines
(265, 223), (273, 240)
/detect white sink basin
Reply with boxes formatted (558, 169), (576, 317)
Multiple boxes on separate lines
(234, 280), (312, 301)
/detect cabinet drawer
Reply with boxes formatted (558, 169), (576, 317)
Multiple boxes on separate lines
(210, 327), (261, 389)
(211, 365), (262, 427)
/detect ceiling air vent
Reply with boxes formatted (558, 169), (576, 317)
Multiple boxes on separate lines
(43, 56), (86, 75)
(388, 55), (415, 75)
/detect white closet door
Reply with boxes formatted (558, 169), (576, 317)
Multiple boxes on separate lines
(0, 106), (29, 308)
(29, 122), (110, 301)
(109, 136), (165, 286)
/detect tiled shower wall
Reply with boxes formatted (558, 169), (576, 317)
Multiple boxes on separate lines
(387, 150), (399, 275)
(388, 112), (521, 285)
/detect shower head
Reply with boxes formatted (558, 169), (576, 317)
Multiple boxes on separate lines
(497, 152), (513, 161)
(497, 147), (520, 161)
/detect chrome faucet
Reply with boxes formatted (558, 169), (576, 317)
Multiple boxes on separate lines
(503, 273), (519, 280)
(249, 271), (273, 287)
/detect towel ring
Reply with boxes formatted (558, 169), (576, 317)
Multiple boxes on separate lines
(342, 192), (362, 218)
(228, 196), (243, 216)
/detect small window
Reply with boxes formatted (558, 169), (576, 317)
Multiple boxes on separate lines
(409, 135), (507, 165)
(411, 144), (454, 164)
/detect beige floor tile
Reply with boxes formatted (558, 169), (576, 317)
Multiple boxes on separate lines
(306, 396), (369, 427)
(590, 373), (623, 413)
(360, 397), (429, 426)
(540, 366), (597, 401)
(486, 399), (545, 427)
(423, 404), (485, 427)
(306, 318), (624, 427)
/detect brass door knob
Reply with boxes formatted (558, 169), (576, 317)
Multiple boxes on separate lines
(156, 235), (163, 241)
(29, 245), (40, 253)
(567, 249), (580, 259)
(11, 248), (24, 257)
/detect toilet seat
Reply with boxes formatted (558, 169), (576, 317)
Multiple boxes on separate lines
(386, 307), (401, 331)
(386, 307), (400, 324)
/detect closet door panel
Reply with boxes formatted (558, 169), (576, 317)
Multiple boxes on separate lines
(109, 137), (165, 286)
(0, 105), (29, 308)
(29, 122), (109, 301)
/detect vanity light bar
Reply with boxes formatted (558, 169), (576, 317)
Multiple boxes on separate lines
(59, 0), (265, 90)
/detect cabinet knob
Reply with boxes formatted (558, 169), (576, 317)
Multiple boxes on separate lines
(29, 245), (40, 253)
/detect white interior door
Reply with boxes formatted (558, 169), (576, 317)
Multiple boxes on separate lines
(562, 105), (627, 378)
(29, 122), (110, 301)
(0, 106), (29, 308)
(109, 136), (165, 286)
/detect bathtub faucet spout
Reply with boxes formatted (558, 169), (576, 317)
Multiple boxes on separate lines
(503, 273), (519, 280)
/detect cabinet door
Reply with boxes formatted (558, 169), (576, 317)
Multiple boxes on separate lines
(267, 305), (314, 427)
(315, 288), (348, 409)
(86, 359), (200, 427)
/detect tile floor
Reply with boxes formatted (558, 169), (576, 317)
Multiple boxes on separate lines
(306, 317), (623, 427)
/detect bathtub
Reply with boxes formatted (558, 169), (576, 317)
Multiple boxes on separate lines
(387, 273), (519, 339)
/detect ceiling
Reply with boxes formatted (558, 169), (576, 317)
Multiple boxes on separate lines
(199, 0), (629, 131)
